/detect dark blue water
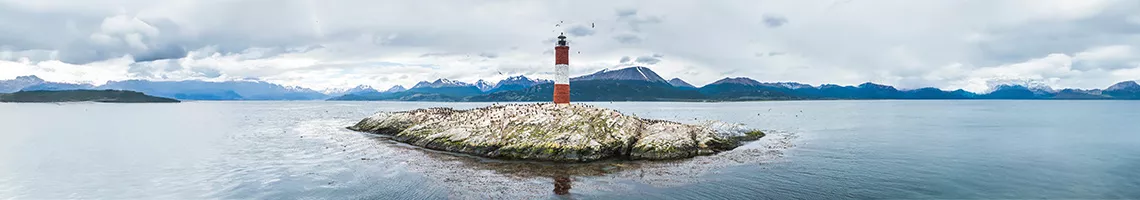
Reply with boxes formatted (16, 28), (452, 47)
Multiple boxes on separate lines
(1, 101), (1137, 199)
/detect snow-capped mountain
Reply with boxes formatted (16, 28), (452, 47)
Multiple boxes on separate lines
(667, 78), (696, 88)
(1103, 81), (1140, 99)
(709, 77), (763, 86)
(765, 82), (814, 89)
(1106, 81), (1140, 92)
(474, 80), (495, 92)
(412, 79), (473, 88)
(96, 79), (328, 100)
(980, 84), (1056, 99)
(0, 75), (101, 92)
(707, 77), (815, 90)
(323, 85), (379, 96)
(21, 82), (95, 91)
(1, 75), (49, 93)
(489, 75), (552, 92)
(987, 84), (1055, 95)
(406, 79), (482, 97)
(570, 66), (668, 83)
(384, 85), (408, 93)
(984, 79), (1055, 94)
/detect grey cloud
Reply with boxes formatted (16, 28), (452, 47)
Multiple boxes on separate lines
(478, 52), (498, 59)
(762, 15), (789, 28)
(1074, 58), (1140, 71)
(635, 55), (662, 64)
(973, 2), (1140, 65)
(566, 25), (596, 37)
(616, 9), (638, 18)
(194, 67), (223, 78)
(3, 1), (400, 65)
(127, 59), (184, 78)
(0, 8), (209, 64)
(0, 3), (104, 51)
(287, 45), (325, 53)
(619, 56), (631, 63)
(420, 52), (458, 57)
(225, 46), (324, 61)
(5, 0), (1140, 91)
(616, 8), (662, 32)
(126, 63), (154, 78)
(0, 49), (56, 62)
(613, 34), (642, 44)
(131, 45), (188, 62)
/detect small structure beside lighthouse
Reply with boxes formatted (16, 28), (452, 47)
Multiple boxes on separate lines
(553, 34), (571, 104)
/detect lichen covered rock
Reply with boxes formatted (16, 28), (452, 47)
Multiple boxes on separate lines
(348, 103), (764, 162)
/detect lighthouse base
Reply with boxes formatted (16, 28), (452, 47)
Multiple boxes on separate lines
(553, 84), (570, 104)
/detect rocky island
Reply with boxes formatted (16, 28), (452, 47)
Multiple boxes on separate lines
(0, 90), (180, 103)
(349, 103), (764, 162)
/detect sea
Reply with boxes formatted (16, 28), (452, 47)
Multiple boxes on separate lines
(0, 101), (1137, 199)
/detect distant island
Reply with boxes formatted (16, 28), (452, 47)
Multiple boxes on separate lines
(0, 90), (180, 103)
(4, 66), (1139, 101)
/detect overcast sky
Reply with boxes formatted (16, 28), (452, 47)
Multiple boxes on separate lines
(2, 0), (1139, 92)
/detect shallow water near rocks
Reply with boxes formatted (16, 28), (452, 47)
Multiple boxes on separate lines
(1, 101), (1138, 199)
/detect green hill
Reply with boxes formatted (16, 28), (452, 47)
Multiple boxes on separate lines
(0, 90), (180, 103)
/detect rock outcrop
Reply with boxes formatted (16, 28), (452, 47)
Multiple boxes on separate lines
(348, 103), (764, 162)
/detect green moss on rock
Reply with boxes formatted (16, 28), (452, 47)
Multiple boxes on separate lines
(348, 103), (765, 162)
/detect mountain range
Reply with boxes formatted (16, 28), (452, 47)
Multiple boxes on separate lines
(4, 66), (1139, 101)
(330, 67), (1140, 101)
(0, 76), (327, 100)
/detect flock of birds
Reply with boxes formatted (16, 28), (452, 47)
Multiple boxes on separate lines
(447, 20), (598, 74)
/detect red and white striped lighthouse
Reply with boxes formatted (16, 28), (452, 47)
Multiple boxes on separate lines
(553, 34), (570, 104)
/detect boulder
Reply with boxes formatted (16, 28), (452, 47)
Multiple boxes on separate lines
(348, 103), (763, 162)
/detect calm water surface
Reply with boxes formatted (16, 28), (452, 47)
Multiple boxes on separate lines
(1, 101), (1137, 199)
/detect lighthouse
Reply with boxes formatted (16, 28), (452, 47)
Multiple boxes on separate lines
(553, 34), (571, 104)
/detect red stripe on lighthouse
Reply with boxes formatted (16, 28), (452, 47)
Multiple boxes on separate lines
(553, 45), (570, 104)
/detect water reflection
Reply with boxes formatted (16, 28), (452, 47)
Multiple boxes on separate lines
(356, 130), (797, 198)
(553, 175), (572, 195)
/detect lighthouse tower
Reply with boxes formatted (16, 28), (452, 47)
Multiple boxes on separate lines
(553, 34), (571, 104)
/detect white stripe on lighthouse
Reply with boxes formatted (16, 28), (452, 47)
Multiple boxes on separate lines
(555, 64), (569, 84)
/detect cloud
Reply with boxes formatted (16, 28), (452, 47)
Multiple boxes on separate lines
(613, 34), (642, 44)
(478, 52), (498, 59)
(619, 56), (631, 63)
(131, 45), (189, 62)
(1072, 45), (1138, 70)
(616, 9), (638, 18)
(762, 15), (788, 28)
(634, 54), (663, 65)
(931, 45), (1140, 92)
(1, 0), (1139, 91)
(615, 8), (662, 32)
(565, 25), (596, 37)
